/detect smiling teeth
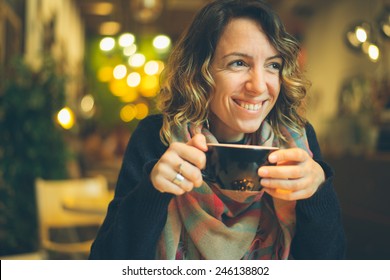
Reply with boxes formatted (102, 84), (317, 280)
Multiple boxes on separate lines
(239, 102), (261, 111)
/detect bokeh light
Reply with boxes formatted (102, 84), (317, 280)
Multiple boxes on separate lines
(80, 94), (95, 118)
(135, 103), (149, 120)
(355, 27), (367, 42)
(80, 94), (95, 113)
(99, 37), (115, 51)
(144, 60), (159, 75)
(368, 44), (380, 61)
(109, 79), (129, 96)
(140, 75), (159, 97)
(119, 33), (135, 47)
(120, 88), (139, 103)
(127, 72), (141, 87)
(120, 104), (137, 122)
(113, 64), (127, 79)
(57, 107), (75, 129)
(153, 35), (171, 50)
(128, 53), (146, 67)
(97, 66), (113, 82)
(123, 44), (137, 56)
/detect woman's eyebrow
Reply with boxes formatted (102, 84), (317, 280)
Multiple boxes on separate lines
(266, 54), (283, 61)
(222, 52), (252, 59)
(222, 52), (282, 61)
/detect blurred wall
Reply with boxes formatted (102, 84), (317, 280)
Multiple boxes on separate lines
(303, 0), (389, 148)
(24, 0), (85, 104)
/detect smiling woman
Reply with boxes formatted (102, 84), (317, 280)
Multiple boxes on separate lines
(89, 0), (346, 260)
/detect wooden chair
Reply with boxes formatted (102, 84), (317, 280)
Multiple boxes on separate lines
(35, 175), (112, 259)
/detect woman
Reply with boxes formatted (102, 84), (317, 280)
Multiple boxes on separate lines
(90, 0), (346, 260)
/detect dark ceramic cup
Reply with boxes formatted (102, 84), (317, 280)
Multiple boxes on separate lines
(203, 143), (279, 191)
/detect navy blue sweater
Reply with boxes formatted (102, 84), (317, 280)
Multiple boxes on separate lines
(89, 114), (346, 260)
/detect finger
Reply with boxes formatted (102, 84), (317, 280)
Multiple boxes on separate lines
(178, 161), (204, 187)
(268, 148), (308, 164)
(153, 163), (191, 194)
(258, 165), (304, 180)
(263, 188), (295, 200)
(187, 133), (208, 152)
(170, 142), (206, 170)
(156, 178), (186, 195)
(264, 187), (313, 201)
(156, 149), (203, 189)
(260, 177), (304, 191)
(171, 171), (194, 192)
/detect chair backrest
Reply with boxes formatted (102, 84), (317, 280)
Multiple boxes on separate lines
(35, 175), (111, 256)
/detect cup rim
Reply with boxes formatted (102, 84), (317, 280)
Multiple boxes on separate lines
(207, 143), (279, 150)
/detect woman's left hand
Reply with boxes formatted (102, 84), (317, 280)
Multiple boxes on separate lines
(258, 148), (325, 200)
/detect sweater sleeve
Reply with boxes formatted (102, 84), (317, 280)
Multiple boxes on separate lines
(89, 115), (173, 260)
(290, 123), (346, 259)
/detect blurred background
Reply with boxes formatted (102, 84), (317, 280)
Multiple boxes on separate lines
(0, 0), (389, 260)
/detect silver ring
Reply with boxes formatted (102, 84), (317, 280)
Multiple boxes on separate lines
(172, 173), (185, 186)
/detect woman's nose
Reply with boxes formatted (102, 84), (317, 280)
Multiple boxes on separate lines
(245, 70), (267, 95)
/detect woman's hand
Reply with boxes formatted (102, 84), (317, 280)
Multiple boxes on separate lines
(150, 134), (207, 195)
(258, 148), (325, 200)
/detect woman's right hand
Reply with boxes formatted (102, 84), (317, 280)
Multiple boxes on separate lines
(150, 134), (208, 195)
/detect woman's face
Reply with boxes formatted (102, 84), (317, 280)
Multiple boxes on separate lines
(209, 18), (282, 143)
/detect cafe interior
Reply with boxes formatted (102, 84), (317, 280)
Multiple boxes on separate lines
(1, 0), (389, 260)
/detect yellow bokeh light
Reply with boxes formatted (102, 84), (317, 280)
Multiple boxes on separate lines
(135, 103), (149, 120)
(113, 64), (127, 79)
(120, 88), (139, 103)
(127, 72), (141, 87)
(123, 44), (137, 56)
(140, 75), (159, 97)
(89, 2), (114, 16)
(120, 104), (137, 122)
(128, 53), (146, 67)
(99, 21), (121, 36)
(109, 79), (129, 96)
(156, 61), (165, 74)
(57, 107), (75, 130)
(144, 60), (159, 75)
(97, 66), (113, 82)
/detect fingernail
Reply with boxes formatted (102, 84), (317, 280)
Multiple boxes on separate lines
(258, 167), (268, 177)
(261, 178), (269, 186)
(269, 154), (277, 163)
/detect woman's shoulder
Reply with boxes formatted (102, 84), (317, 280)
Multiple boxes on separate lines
(138, 114), (163, 127)
(126, 114), (166, 155)
(134, 114), (163, 135)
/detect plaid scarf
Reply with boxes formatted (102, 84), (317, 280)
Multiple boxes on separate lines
(156, 120), (312, 259)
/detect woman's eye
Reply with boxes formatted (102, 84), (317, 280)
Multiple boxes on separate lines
(229, 60), (247, 67)
(270, 62), (281, 70)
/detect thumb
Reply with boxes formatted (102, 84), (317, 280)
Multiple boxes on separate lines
(187, 133), (208, 152)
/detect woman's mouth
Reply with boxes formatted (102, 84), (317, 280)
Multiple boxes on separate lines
(234, 100), (263, 111)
